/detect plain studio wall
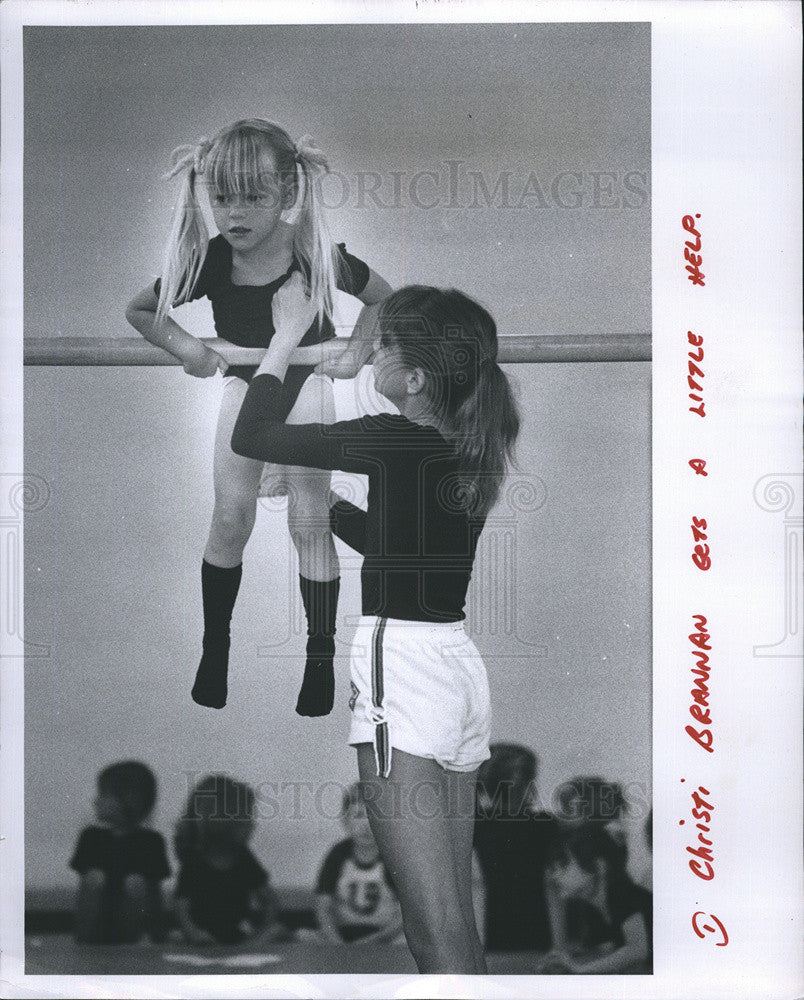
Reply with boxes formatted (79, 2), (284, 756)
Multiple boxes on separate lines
(23, 22), (651, 892)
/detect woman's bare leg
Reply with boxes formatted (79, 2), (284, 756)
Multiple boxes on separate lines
(444, 768), (487, 973)
(356, 744), (481, 974)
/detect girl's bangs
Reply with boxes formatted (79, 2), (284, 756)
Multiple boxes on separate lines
(206, 132), (278, 197)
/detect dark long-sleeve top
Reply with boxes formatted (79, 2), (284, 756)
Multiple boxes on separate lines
(232, 374), (486, 622)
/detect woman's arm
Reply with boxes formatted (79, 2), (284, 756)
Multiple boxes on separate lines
(359, 269), (394, 307)
(126, 284), (227, 378)
(329, 490), (367, 554)
(231, 276), (383, 473)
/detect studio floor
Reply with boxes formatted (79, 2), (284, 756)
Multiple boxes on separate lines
(25, 932), (542, 976)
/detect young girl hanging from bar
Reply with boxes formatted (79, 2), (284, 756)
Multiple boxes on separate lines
(126, 119), (391, 714)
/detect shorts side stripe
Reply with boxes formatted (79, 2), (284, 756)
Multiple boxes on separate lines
(372, 617), (390, 777)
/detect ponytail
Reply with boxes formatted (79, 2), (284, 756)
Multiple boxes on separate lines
(292, 136), (342, 324)
(448, 358), (520, 518)
(379, 286), (521, 519)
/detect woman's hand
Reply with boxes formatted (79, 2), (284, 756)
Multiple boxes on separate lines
(271, 272), (319, 347)
(181, 341), (228, 378)
(312, 339), (359, 379)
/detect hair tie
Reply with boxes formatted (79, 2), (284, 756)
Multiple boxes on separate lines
(165, 136), (213, 180)
(193, 136), (213, 175)
(294, 134), (330, 174)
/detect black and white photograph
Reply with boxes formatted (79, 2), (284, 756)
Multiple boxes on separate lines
(0, 2), (800, 998)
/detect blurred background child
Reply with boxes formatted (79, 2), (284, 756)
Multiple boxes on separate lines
(540, 824), (652, 974)
(70, 760), (169, 943)
(173, 774), (284, 945)
(313, 783), (403, 945)
(473, 743), (557, 953)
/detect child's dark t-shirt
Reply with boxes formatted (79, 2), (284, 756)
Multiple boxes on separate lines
(175, 845), (269, 944)
(473, 810), (558, 952)
(70, 825), (170, 882)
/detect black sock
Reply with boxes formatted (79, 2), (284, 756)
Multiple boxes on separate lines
(191, 560), (243, 709)
(296, 576), (340, 717)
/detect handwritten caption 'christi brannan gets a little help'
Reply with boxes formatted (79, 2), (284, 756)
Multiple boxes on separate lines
(680, 213), (727, 949)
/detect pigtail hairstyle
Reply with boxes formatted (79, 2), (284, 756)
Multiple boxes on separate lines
(155, 138), (213, 326)
(155, 121), (340, 327)
(292, 135), (342, 323)
(378, 286), (521, 519)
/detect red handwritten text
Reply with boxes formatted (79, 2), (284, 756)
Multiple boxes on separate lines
(686, 615), (713, 752)
(691, 516), (711, 571)
(686, 785), (715, 880)
(687, 331), (706, 417)
(683, 214), (705, 286)
(692, 911), (728, 947)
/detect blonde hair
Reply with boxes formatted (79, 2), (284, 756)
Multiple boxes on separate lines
(156, 119), (341, 325)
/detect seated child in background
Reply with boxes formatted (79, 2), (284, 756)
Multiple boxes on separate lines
(173, 774), (284, 945)
(314, 783), (403, 945)
(473, 743), (557, 952)
(70, 760), (170, 943)
(539, 824), (652, 974)
(555, 775), (629, 863)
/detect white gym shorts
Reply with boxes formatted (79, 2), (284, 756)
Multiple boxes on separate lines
(347, 616), (491, 778)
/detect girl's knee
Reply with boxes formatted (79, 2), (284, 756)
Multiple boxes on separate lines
(286, 492), (331, 539)
(210, 502), (257, 545)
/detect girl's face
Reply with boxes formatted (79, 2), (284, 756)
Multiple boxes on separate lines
(207, 149), (291, 254)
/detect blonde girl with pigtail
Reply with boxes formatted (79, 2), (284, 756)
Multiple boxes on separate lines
(126, 119), (391, 714)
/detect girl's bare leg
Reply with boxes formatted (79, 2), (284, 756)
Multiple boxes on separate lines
(193, 379), (264, 707)
(283, 374), (339, 582)
(205, 378), (265, 568)
(356, 744), (481, 974)
(282, 376), (341, 715)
